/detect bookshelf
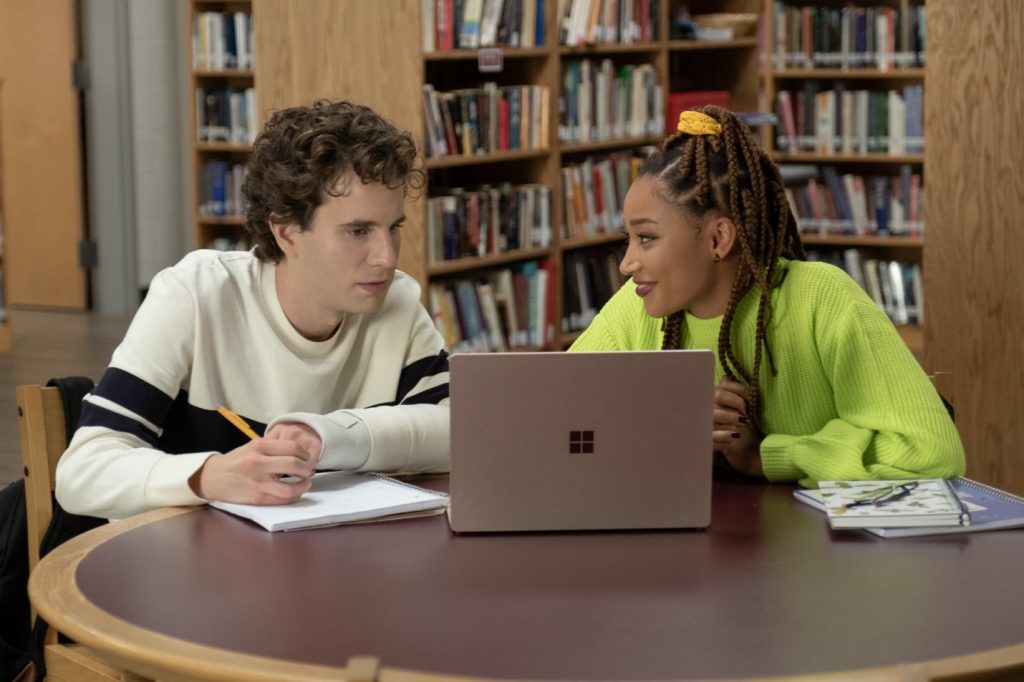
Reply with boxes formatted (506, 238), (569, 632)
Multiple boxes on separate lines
(189, 0), (256, 250)
(761, 0), (927, 354)
(244, 0), (760, 351)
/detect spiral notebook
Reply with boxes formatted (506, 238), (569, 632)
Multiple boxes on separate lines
(795, 477), (1024, 538)
(210, 471), (449, 532)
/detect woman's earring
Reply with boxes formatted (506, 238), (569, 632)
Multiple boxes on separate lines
(713, 253), (722, 263)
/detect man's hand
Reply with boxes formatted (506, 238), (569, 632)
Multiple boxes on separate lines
(265, 421), (323, 464)
(189, 438), (317, 505)
(713, 378), (765, 478)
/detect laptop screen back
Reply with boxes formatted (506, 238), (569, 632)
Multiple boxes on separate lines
(448, 350), (713, 532)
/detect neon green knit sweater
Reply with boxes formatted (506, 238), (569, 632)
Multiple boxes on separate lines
(570, 259), (965, 487)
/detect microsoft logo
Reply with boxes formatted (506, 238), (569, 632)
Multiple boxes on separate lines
(569, 430), (594, 454)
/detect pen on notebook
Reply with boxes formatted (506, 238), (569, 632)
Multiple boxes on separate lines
(217, 405), (260, 441)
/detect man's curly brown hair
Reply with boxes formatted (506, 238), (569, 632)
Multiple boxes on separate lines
(242, 100), (426, 262)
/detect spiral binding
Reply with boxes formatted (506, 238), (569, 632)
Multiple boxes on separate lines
(957, 476), (1024, 504)
(367, 472), (449, 499)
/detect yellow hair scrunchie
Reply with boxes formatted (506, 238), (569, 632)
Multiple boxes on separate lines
(677, 110), (722, 137)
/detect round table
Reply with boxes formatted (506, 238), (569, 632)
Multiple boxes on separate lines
(29, 480), (1024, 681)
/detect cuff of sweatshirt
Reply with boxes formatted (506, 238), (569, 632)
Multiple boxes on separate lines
(269, 411), (371, 470)
(759, 434), (806, 482)
(143, 451), (213, 509)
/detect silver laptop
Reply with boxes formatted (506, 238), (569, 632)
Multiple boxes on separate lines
(448, 350), (714, 532)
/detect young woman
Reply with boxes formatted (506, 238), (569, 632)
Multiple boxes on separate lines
(570, 106), (964, 486)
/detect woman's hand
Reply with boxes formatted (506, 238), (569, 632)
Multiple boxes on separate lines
(713, 378), (765, 478)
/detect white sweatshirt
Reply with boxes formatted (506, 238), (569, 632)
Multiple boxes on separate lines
(56, 250), (450, 519)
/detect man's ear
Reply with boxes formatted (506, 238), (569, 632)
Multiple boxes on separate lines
(708, 215), (738, 261)
(269, 219), (299, 257)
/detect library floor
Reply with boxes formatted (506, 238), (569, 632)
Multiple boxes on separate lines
(0, 308), (130, 486)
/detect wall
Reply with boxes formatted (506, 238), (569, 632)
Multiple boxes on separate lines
(82, 0), (188, 312)
(128, 0), (187, 289)
(82, 0), (137, 312)
(925, 0), (1024, 494)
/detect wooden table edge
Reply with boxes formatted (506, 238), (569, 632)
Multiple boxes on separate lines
(28, 506), (373, 682)
(28, 505), (1024, 682)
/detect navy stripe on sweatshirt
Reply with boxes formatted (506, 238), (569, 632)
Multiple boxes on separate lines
(91, 367), (175, 427)
(394, 350), (449, 403)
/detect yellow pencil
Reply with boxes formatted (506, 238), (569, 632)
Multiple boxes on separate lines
(217, 405), (260, 441)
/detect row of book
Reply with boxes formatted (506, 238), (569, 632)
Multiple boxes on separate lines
(422, 83), (549, 159)
(558, 0), (660, 46)
(192, 11), (254, 70)
(808, 249), (922, 326)
(195, 86), (257, 144)
(559, 60), (663, 143)
(198, 160), (246, 218)
(563, 246), (626, 332)
(775, 85), (923, 155)
(425, 0), (545, 50)
(770, 3), (926, 71)
(785, 165), (923, 237)
(561, 148), (652, 240)
(429, 261), (557, 352)
(426, 183), (553, 263)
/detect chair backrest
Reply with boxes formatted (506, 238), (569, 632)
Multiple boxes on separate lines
(16, 385), (66, 575)
(16, 381), (123, 681)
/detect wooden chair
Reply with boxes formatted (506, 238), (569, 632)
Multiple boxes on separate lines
(16, 384), (136, 682)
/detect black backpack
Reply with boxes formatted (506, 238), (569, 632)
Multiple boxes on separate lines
(0, 376), (105, 681)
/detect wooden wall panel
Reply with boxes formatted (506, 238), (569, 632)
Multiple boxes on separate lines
(252, 0), (427, 286)
(924, 1), (1024, 494)
(0, 0), (87, 309)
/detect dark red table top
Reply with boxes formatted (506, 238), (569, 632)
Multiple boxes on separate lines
(76, 479), (1024, 680)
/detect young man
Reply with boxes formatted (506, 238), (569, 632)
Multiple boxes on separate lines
(56, 100), (450, 519)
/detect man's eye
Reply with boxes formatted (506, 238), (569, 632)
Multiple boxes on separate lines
(390, 222), (404, 233)
(350, 227), (370, 238)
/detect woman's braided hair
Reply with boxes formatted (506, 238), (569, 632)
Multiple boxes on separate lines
(645, 105), (804, 423)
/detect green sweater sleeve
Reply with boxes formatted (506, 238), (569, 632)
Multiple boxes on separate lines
(760, 298), (965, 487)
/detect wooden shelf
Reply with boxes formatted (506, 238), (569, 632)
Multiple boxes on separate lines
(193, 68), (255, 78)
(772, 152), (924, 164)
(762, 0), (927, 354)
(424, 148), (549, 169)
(195, 141), (252, 154)
(560, 135), (661, 154)
(427, 248), (552, 277)
(801, 235), (923, 248)
(196, 214), (245, 226)
(773, 68), (925, 80)
(560, 43), (661, 55)
(190, 1), (255, 249)
(562, 232), (625, 251)
(251, 0), (764, 352)
(667, 37), (759, 51)
(424, 47), (549, 60)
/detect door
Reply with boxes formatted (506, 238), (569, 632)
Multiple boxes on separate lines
(0, 0), (88, 309)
